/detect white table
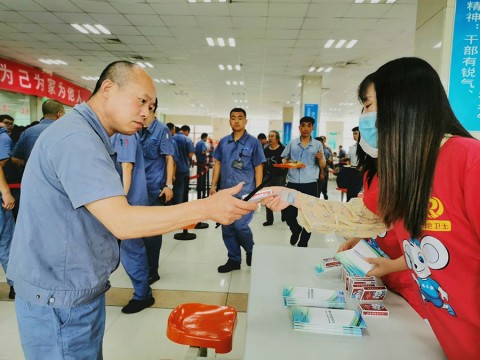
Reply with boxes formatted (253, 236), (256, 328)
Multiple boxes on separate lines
(244, 244), (445, 360)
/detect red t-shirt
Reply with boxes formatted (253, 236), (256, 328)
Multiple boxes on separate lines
(393, 137), (480, 359)
(362, 174), (426, 318)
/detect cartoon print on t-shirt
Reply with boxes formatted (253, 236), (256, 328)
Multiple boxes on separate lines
(403, 236), (456, 317)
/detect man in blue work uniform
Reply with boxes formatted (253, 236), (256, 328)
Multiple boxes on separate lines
(0, 122), (15, 300)
(7, 61), (257, 359)
(281, 116), (325, 247)
(172, 125), (194, 205)
(210, 108), (265, 273)
(195, 132), (209, 199)
(140, 100), (174, 284)
(11, 100), (65, 166)
(111, 132), (155, 313)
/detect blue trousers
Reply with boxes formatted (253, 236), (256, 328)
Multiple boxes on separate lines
(0, 207), (15, 286)
(15, 294), (105, 360)
(172, 170), (190, 205)
(143, 197), (163, 279)
(120, 238), (151, 300)
(221, 211), (254, 263)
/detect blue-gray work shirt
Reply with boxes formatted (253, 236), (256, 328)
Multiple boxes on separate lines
(7, 102), (125, 307)
(281, 137), (323, 184)
(11, 118), (55, 163)
(213, 131), (265, 197)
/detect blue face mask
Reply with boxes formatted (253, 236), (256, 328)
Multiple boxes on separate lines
(359, 111), (378, 149)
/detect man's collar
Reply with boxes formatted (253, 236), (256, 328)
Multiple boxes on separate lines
(228, 130), (248, 143)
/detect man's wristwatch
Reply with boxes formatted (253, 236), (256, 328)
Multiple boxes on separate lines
(164, 184), (173, 190)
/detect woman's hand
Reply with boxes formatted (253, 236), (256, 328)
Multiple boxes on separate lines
(365, 256), (407, 277)
(261, 186), (298, 211)
(337, 238), (361, 252)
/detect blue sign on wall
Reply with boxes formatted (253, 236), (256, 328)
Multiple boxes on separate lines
(449, 0), (480, 131)
(304, 103), (319, 137)
(283, 122), (292, 145)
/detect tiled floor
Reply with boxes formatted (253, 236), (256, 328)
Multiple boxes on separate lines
(0, 181), (345, 360)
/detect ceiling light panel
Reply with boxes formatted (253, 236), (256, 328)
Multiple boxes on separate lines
(325, 39), (358, 49)
(71, 24), (111, 35)
(206, 37), (236, 47)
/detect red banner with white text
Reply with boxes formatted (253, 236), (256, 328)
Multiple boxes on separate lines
(0, 57), (91, 107)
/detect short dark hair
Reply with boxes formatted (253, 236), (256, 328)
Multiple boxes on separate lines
(230, 108), (246, 117)
(201, 132), (208, 140)
(153, 98), (158, 112)
(166, 122), (175, 130)
(175, 126), (180, 133)
(181, 125), (190, 132)
(352, 126), (359, 132)
(257, 133), (266, 140)
(90, 61), (137, 98)
(42, 99), (64, 116)
(0, 114), (14, 122)
(299, 116), (315, 125)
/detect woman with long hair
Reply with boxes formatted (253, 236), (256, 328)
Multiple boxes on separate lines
(263, 57), (480, 358)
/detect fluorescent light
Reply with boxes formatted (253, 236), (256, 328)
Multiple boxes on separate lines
(144, 62), (154, 68)
(324, 39), (335, 48)
(308, 66), (315, 72)
(154, 79), (161, 83)
(325, 67), (333, 72)
(167, 79), (174, 84)
(386, 0), (396, 3)
(371, 0), (380, 3)
(95, 24), (111, 35)
(346, 39), (358, 48)
(355, 0), (365, 3)
(239, 81), (244, 85)
(83, 24), (100, 34)
(217, 37), (225, 47)
(39, 59), (67, 65)
(235, 64), (241, 71)
(219, 0), (227, 2)
(205, 0), (211, 2)
(161, 79), (168, 83)
(71, 24), (88, 34)
(228, 38), (236, 47)
(136, 62), (146, 68)
(335, 39), (346, 48)
(219, 64), (225, 70)
(227, 64), (233, 70)
(206, 37), (215, 46)
(232, 81), (238, 85)
(188, 0), (196, 3)
(226, 81), (231, 85)
(316, 67), (324, 73)
(433, 41), (442, 48)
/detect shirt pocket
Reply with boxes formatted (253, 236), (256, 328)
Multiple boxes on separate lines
(144, 140), (159, 159)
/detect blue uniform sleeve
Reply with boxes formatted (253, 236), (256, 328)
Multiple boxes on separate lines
(159, 128), (174, 156)
(281, 141), (291, 159)
(251, 138), (266, 167)
(113, 134), (137, 164)
(0, 134), (12, 161)
(213, 140), (223, 161)
(187, 138), (194, 153)
(51, 132), (124, 209)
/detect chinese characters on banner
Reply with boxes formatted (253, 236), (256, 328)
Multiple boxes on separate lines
(449, 0), (480, 131)
(0, 57), (91, 107)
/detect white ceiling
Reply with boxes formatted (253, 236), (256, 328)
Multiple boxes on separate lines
(0, 0), (418, 124)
